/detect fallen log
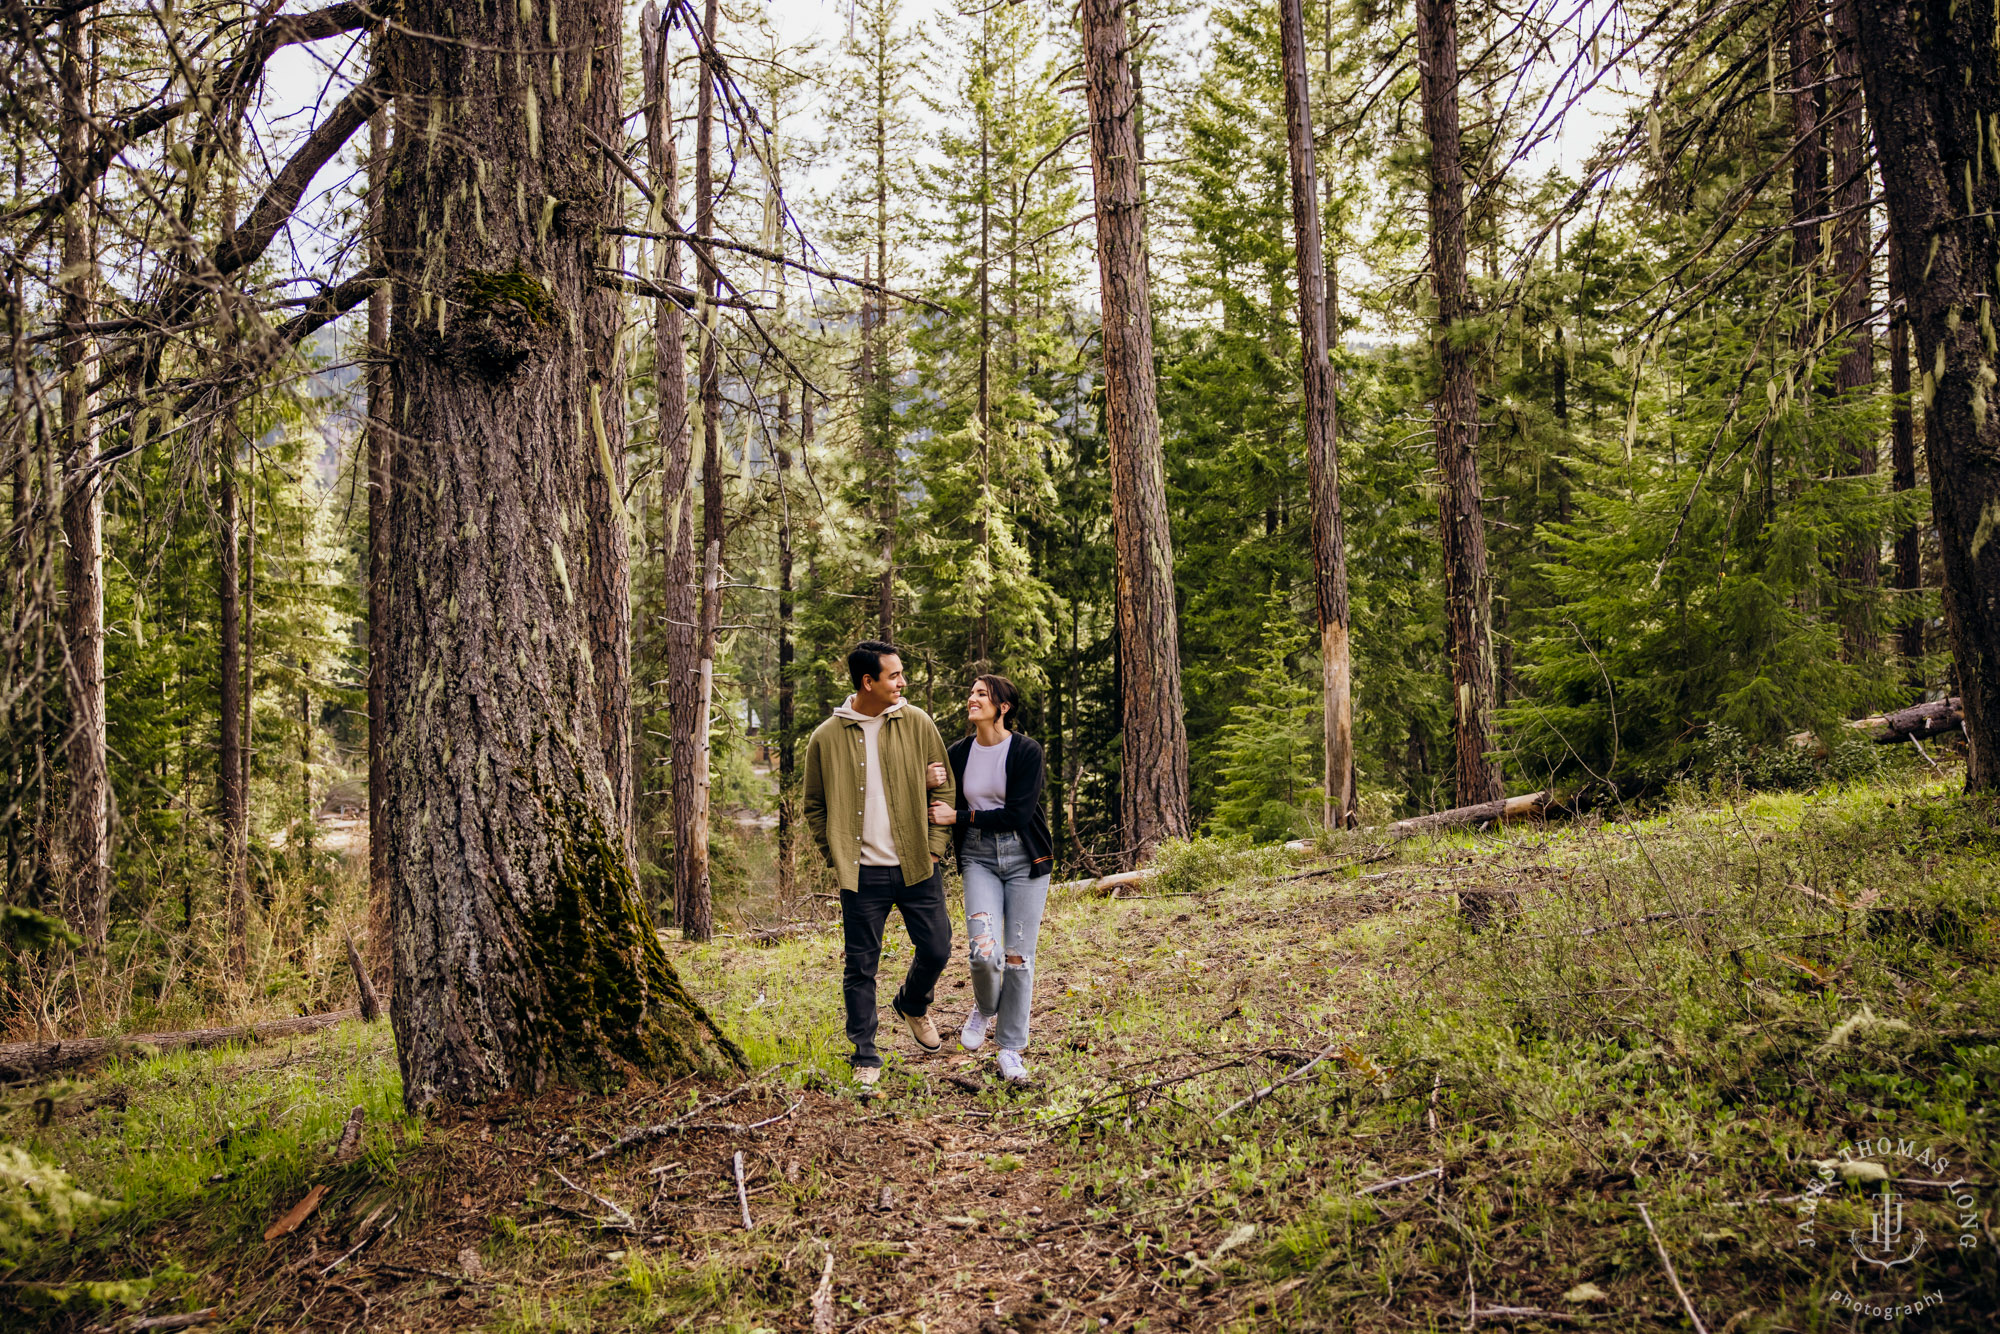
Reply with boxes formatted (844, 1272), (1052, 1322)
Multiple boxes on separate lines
(1386, 791), (1550, 837)
(1788, 696), (1963, 751)
(0, 1008), (360, 1083)
(1862, 696), (1963, 744)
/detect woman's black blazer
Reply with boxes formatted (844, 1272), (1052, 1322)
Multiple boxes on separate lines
(944, 731), (1055, 874)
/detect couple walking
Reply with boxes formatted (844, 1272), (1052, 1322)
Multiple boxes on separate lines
(801, 641), (1055, 1092)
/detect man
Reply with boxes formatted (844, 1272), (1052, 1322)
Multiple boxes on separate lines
(802, 641), (956, 1090)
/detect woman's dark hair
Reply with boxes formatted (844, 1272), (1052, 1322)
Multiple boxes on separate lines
(976, 674), (1024, 731)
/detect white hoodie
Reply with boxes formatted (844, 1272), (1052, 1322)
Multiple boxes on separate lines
(831, 695), (905, 868)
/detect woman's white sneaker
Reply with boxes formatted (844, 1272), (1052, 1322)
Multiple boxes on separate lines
(960, 1008), (991, 1052)
(997, 1049), (1029, 1083)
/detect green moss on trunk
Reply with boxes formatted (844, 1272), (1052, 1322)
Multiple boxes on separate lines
(524, 769), (747, 1090)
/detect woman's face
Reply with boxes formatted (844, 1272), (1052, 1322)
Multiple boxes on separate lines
(967, 680), (998, 723)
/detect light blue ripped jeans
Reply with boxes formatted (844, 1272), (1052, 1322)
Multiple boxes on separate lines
(960, 828), (1051, 1053)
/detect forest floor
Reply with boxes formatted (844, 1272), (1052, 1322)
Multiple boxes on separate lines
(9, 767), (2000, 1332)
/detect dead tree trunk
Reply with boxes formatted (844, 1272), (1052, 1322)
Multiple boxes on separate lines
(1081, 0), (1191, 866)
(1278, 0), (1354, 830)
(1853, 0), (2000, 791)
(1888, 230), (1923, 667)
(1830, 0), (1878, 660)
(642, 7), (704, 939)
(366, 107), (392, 945)
(776, 387), (799, 912)
(1416, 0), (1502, 810)
(381, 0), (742, 1109)
(860, 274), (896, 642)
(870, 51), (898, 643)
(57, 9), (108, 948)
(220, 87), (249, 966)
(686, 0), (723, 943)
(218, 448), (247, 972)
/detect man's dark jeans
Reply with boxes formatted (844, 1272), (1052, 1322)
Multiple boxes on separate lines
(842, 864), (952, 1068)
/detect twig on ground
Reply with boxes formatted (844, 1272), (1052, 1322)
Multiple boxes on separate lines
(130, 1310), (221, 1332)
(549, 1169), (636, 1232)
(689, 1098), (803, 1137)
(319, 1210), (398, 1277)
(371, 1262), (490, 1286)
(811, 1243), (837, 1333)
(1637, 1201), (1710, 1334)
(1043, 1055), (1263, 1125)
(733, 1150), (753, 1229)
(1358, 1166), (1444, 1195)
(1427, 1072), (1442, 1135)
(1215, 1040), (1342, 1121)
(584, 1078), (765, 1162)
(1465, 1307), (1581, 1324)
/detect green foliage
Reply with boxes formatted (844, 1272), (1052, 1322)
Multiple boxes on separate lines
(0, 1145), (107, 1267)
(1207, 614), (1324, 841)
(0, 906), (82, 955)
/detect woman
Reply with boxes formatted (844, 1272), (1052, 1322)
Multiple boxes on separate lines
(928, 675), (1054, 1083)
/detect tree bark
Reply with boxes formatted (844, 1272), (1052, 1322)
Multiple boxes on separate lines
(687, 0), (723, 943)
(776, 388), (799, 912)
(381, 0), (742, 1109)
(871, 36), (898, 644)
(1416, 0), (1502, 809)
(583, 76), (634, 858)
(642, 7), (704, 939)
(367, 107), (392, 936)
(1080, 0), (1191, 866)
(1887, 228), (1923, 667)
(4, 272), (32, 907)
(1830, 0), (1878, 660)
(220, 87), (249, 963)
(1278, 0), (1354, 831)
(1790, 0), (1827, 277)
(218, 451), (247, 972)
(58, 9), (108, 949)
(1853, 0), (2000, 790)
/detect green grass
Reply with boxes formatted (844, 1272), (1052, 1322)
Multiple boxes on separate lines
(2, 1020), (415, 1316)
(8, 766), (1998, 1329)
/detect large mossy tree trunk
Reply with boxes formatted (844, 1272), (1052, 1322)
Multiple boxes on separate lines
(1854, 0), (2000, 791)
(381, 0), (742, 1109)
(1081, 0), (1191, 866)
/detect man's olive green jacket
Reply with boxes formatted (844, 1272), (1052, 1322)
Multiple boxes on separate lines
(801, 699), (955, 890)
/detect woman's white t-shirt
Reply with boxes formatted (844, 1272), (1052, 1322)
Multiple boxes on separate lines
(963, 733), (1013, 812)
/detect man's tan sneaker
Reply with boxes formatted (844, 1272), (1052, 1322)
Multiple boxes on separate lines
(852, 1065), (882, 1091)
(902, 1010), (943, 1053)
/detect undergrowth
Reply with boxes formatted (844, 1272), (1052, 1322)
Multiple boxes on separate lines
(5, 767), (1997, 1330)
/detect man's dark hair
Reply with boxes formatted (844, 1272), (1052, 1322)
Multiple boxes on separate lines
(848, 640), (899, 690)
(977, 674), (1024, 731)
